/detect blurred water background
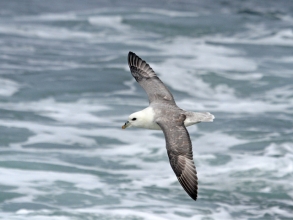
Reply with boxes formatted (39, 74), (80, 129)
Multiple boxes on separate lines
(0, 0), (293, 219)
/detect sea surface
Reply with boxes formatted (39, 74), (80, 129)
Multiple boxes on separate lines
(0, 0), (293, 219)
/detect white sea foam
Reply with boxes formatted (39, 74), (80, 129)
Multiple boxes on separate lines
(0, 167), (104, 207)
(0, 78), (20, 96)
(199, 147), (293, 190)
(179, 97), (293, 114)
(209, 25), (293, 47)
(73, 204), (235, 220)
(0, 25), (93, 40)
(0, 98), (117, 148)
(191, 132), (246, 153)
(0, 167), (104, 190)
(247, 206), (293, 219)
(14, 13), (78, 22)
(0, 120), (95, 146)
(88, 15), (128, 32)
(26, 59), (97, 70)
(0, 98), (109, 125)
(264, 85), (293, 105)
(4, 213), (71, 220)
(152, 60), (236, 100)
(110, 79), (138, 96)
(216, 72), (263, 81)
(0, 56), (98, 73)
(140, 8), (199, 17)
(155, 37), (258, 71)
(264, 143), (293, 157)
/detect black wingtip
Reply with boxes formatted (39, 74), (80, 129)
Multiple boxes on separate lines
(128, 51), (136, 67)
(128, 51), (134, 59)
(191, 194), (198, 201)
(185, 186), (198, 201)
(128, 51), (140, 66)
(127, 51), (156, 78)
(128, 51), (135, 58)
(185, 187), (198, 201)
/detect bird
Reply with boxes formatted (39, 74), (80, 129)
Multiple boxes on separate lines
(122, 51), (214, 200)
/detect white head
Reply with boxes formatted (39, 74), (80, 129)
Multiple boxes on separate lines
(122, 111), (145, 129)
(122, 107), (156, 130)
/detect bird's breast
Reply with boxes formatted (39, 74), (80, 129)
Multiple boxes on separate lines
(144, 121), (162, 130)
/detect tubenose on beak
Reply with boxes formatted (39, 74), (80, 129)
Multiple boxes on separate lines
(122, 121), (130, 129)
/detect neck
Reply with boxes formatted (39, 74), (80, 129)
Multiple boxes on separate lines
(136, 107), (161, 130)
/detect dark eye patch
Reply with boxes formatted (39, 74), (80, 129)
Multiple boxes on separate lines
(132, 118), (137, 121)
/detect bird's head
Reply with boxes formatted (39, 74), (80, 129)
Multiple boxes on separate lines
(122, 111), (145, 129)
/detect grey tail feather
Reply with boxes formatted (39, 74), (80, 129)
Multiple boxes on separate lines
(185, 112), (215, 126)
(196, 112), (215, 122)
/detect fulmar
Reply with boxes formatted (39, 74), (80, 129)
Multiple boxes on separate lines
(122, 52), (214, 201)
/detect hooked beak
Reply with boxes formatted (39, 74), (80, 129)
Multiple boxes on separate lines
(122, 121), (130, 129)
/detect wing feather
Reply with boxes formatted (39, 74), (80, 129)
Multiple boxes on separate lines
(157, 114), (198, 200)
(128, 52), (175, 104)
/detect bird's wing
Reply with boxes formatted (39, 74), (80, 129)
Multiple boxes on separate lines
(157, 114), (198, 200)
(128, 51), (175, 104)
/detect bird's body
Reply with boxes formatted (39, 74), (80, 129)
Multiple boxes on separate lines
(122, 52), (214, 201)
(129, 106), (214, 130)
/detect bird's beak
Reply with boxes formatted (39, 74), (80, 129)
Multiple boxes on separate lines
(122, 121), (130, 129)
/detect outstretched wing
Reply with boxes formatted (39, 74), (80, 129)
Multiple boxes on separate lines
(128, 51), (175, 104)
(157, 114), (198, 200)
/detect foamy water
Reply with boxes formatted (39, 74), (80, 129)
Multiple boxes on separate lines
(0, 1), (292, 219)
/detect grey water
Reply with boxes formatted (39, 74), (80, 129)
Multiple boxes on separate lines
(0, 0), (293, 219)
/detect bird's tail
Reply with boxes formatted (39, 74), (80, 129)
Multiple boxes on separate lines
(195, 112), (215, 122)
(184, 111), (215, 127)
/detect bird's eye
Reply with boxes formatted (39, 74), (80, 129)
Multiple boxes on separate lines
(132, 118), (137, 121)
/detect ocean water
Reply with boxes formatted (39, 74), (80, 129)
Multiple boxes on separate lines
(0, 0), (293, 219)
